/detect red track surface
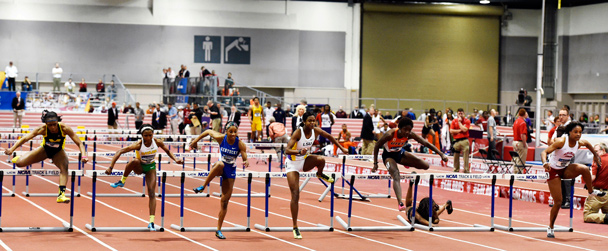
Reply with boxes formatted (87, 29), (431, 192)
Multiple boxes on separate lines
(0, 142), (606, 251)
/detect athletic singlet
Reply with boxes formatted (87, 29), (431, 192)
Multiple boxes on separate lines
(289, 127), (315, 161)
(136, 139), (158, 165)
(220, 135), (240, 164)
(549, 134), (579, 170)
(383, 129), (409, 152)
(372, 114), (382, 130)
(321, 113), (332, 128)
(42, 123), (66, 151)
(251, 105), (262, 122)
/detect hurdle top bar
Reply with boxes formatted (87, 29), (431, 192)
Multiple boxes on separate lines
(86, 170), (340, 178)
(0, 139), (286, 148)
(6, 151), (278, 159)
(344, 173), (549, 180)
(2, 169), (84, 176)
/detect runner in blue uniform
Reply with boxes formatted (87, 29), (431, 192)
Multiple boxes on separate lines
(191, 121), (249, 239)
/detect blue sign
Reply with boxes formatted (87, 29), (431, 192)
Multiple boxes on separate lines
(194, 35), (221, 63)
(224, 36), (251, 64)
(0, 91), (27, 110)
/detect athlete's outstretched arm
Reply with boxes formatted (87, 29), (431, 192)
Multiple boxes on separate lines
(410, 132), (448, 162)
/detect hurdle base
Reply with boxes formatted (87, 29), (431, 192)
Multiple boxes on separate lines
(336, 216), (411, 231)
(473, 224), (496, 231)
(396, 215), (416, 231)
(2, 193), (15, 197)
(365, 193), (390, 199)
(86, 192), (145, 197)
(22, 192), (81, 197)
(493, 224), (571, 232)
(212, 192), (266, 198)
(253, 224), (332, 232)
(170, 224), (249, 232)
(85, 224), (161, 232)
(157, 193), (210, 198)
(414, 224), (493, 232)
(334, 194), (370, 202)
(0, 222), (72, 232)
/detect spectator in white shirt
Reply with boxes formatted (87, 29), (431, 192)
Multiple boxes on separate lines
(545, 110), (555, 131)
(65, 78), (76, 93)
(5, 61), (18, 91)
(52, 63), (63, 92)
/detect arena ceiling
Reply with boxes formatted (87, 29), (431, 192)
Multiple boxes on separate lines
(295, 0), (608, 9)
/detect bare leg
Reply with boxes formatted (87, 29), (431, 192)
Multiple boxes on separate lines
(563, 164), (595, 194)
(287, 171), (300, 228)
(124, 159), (144, 178)
(405, 178), (414, 207)
(145, 169), (157, 216)
(13, 146), (47, 167)
(52, 150), (69, 186)
(202, 162), (225, 188)
(217, 178), (235, 230)
(400, 152), (430, 170)
(385, 158), (404, 207)
(547, 177), (562, 229)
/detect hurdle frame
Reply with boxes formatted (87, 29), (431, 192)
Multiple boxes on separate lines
(211, 153), (275, 199)
(336, 174), (414, 231)
(23, 153), (83, 198)
(254, 172), (337, 232)
(332, 155), (392, 202)
(493, 176), (574, 232)
(0, 171), (77, 232)
(170, 171), (252, 232)
(85, 171), (166, 232)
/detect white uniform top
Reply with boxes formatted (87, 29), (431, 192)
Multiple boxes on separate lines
(372, 114), (382, 133)
(137, 139), (158, 165)
(321, 113), (332, 128)
(288, 127), (315, 161)
(549, 134), (578, 170)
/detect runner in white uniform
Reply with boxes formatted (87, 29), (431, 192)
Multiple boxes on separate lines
(541, 121), (605, 238)
(284, 112), (347, 239)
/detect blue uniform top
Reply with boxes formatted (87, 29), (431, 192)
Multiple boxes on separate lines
(220, 135), (240, 164)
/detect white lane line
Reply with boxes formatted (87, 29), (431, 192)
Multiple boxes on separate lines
(0, 239), (13, 251)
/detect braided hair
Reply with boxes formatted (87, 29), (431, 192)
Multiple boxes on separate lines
(224, 121), (238, 132)
(417, 197), (439, 220)
(41, 110), (62, 123)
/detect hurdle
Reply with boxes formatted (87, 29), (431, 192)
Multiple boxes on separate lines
(492, 176), (574, 232)
(2, 153), (16, 197)
(412, 173), (494, 232)
(170, 171), (252, 232)
(211, 153), (275, 198)
(158, 153), (212, 198)
(254, 172), (338, 232)
(332, 155), (393, 202)
(85, 170), (166, 232)
(336, 174), (414, 231)
(0, 170), (79, 232)
(23, 153), (84, 198)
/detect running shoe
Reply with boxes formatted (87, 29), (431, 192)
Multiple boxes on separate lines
(446, 200), (453, 215)
(293, 228), (302, 239)
(590, 190), (607, 197)
(193, 185), (205, 194)
(110, 180), (124, 188)
(215, 230), (226, 239)
(56, 192), (70, 203)
(148, 223), (156, 231)
(547, 227), (555, 238)
(316, 173), (334, 183)
(398, 202), (406, 211)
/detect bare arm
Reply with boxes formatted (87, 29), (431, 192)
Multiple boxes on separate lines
(190, 129), (224, 150)
(63, 125), (88, 163)
(157, 138), (183, 164)
(285, 129), (301, 155)
(581, 139), (601, 168)
(5, 126), (44, 154)
(541, 138), (565, 172)
(239, 140), (249, 168)
(411, 132), (448, 162)
(372, 130), (394, 172)
(106, 141), (141, 173)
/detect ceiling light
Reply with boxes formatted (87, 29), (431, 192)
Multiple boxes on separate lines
(480, 0), (490, 4)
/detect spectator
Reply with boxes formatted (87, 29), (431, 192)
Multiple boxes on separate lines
(450, 108), (471, 173)
(268, 117), (288, 161)
(123, 104), (134, 114)
(22, 76), (32, 92)
(134, 102), (144, 130)
(5, 61), (17, 91)
(512, 108), (528, 174)
(108, 102), (119, 130)
(108, 80), (117, 100)
(199, 66), (211, 95)
(406, 108), (416, 120)
(335, 106), (347, 118)
(418, 109), (428, 122)
(167, 103), (179, 135)
(317, 104), (335, 147)
(12, 91), (25, 128)
(177, 106), (185, 135)
(350, 106), (363, 119)
(146, 104), (155, 114)
(475, 111), (488, 131)
(487, 109), (498, 160)
(264, 101), (275, 139)
(96, 79), (105, 99)
(384, 111), (393, 120)
(79, 78), (87, 92)
(291, 104), (306, 134)
(65, 78), (76, 93)
(225, 72), (234, 90)
(189, 103), (204, 135)
(152, 104), (167, 131)
(503, 110), (514, 126)
(51, 63), (63, 92)
(442, 112), (454, 153)
(545, 110), (555, 131)
(273, 103), (286, 125)
(583, 143), (608, 224)
(371, 106), (386, 141)
(227, 105), (241, 127)
(208, 101), (221, 132)
(393, 110), (407, 123)
(360, 106), (376, 155)
(181, 103), (192, 134)
(333, 124), (358, 156)
(178, 64), (190, 78)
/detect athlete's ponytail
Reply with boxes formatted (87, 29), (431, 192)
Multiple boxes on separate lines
(41, 110), (62, 123)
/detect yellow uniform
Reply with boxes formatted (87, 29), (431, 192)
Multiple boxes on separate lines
(251, 105), (263, 131)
